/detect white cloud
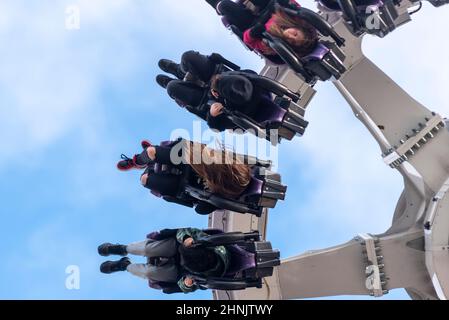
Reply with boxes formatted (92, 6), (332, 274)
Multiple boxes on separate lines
(0, 0), (264, 172)
(3, 218), (97, 298)
(0, 1), (137, 168)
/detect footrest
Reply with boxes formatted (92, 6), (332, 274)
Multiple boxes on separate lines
(259, 174), (287, 208)
(383, 114), (446, 168)
(196, 231), (261, 247)
(196, 277), (262, 291)
(252, 241), (281, 278)
(282, 104), (309, 136)
(321, 51), (347, 79)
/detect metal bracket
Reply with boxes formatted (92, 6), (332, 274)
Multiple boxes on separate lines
(383, 114), (446, 168)
(424, 176), (449, 231)
(358, 234), (389, 297)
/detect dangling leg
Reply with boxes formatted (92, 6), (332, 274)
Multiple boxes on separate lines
(144, 238), (178, 258)
(125, 240), (151, 256)
(101, 238), (177, 258)
(195, 201), (218, 215)
(180, 51), (218, 83)
(98, 238), (153, 258)
(136, 140), (174, 170)
(158, 59), (186, 80)
(127, 261), (179, 283)
(117, 140), (155, 171)
(100, 257), (131, 274)
(116, 153), (148, 171)
(166, 80), (206, 107)
(156, 74), (177, 89)
(134, 147), (156, 167)
(141, 172), (181, 198)
(205, 0), (222, 9)
(126, 239), (179, 282)
(98, 243), (128, 257)
(125, 263), (151, 279)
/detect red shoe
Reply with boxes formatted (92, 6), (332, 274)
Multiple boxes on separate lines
(141, 140), (152, 149)
(117, 154), (146, 171)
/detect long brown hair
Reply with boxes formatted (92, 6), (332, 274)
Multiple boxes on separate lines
(268, 9), (318, 57)
(186, 143), (251, 199)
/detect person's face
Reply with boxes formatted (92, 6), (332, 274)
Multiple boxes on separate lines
(283, 27), (305, 46)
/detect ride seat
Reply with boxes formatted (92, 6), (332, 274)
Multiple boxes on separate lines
(172, 139), (287, 216)
(191, 231), (281, 290)
(218, 72), (309, 142)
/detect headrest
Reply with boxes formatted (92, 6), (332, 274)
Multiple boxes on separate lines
(160, 140), (173, 147)
(240, 176), (264, 199)
(225, 245), (256, 275)
(252, 96), (287, 124)
(302, 42), (330, 61)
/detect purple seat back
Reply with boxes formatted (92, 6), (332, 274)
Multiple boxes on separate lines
(251, 95), (287, 125)
(226, 245), (256, 275)
(302, 43), (330, 62)
(239, 176), (264, 201)
(160, 140), (173, 147)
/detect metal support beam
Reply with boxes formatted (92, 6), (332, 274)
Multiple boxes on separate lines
(212, 3), (449, 300)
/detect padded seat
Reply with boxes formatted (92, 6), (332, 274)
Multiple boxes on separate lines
(213, 72), (308, 143)
(150, 140), (287, 216)
(219, 0), (348, 82)
(251, 96), (287, 125)
(191, 230), (281, 291)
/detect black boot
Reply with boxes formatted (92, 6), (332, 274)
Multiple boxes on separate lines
(98, 243), (128, 257)
(156, 74), (176, 89)
(100, 257), (131, 274)
(205, 0), (222, 9)
(158, 59), (185, 79)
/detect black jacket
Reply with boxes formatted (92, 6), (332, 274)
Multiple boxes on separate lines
(148, 140), (219, 215)
(206, 69), (263, 131)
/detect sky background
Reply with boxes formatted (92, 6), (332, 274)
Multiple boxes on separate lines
(0, 0), (448, 300)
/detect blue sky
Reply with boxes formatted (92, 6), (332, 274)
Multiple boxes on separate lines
(0, 1), (448, 300)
